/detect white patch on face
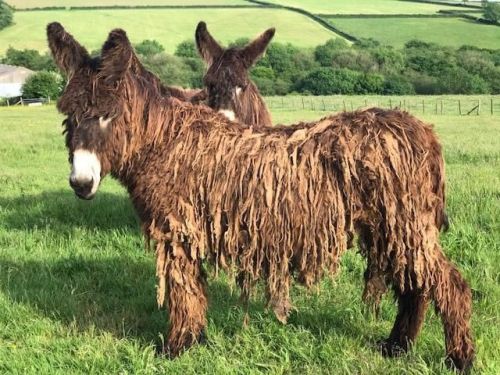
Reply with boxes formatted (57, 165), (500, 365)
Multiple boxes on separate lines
(99, 116), (112, 130)
(71, 149), (101, 197)
(235, 87), (242, 96)
(219, 109), (236, 121)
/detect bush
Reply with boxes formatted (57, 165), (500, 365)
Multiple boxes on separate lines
(142, 53), (193, 87)
(135, 40), (164, 56)
(297, 68), (360, 95)
(175, 40), (198, 58)
(2, 47), (56, 71)
(22, 71), (63, 99)
(483, 1), (500, 23)
(383, 74), (415, 95)
(405, 42), (455, 76)
(0, 0), (13, 31)
(438, 67), (490, 94)
(355, 73), (385, 94)
(314, 38), (350, 67)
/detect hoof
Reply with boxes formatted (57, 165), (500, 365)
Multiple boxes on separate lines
(156, 329), (208, 359)
(377, 338), (408, 358)
(445, 354), (474, 374)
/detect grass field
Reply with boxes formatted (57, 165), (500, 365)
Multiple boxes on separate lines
(0, 99), (499, 374)
(0, 8), (341, 55)
(326, 16), (500, 48)
(5, 0), (249, 9)
(263, 0), (460, 14)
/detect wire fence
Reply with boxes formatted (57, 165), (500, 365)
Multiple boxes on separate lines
(264, 96), (500, 116)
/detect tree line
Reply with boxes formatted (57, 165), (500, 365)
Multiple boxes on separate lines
(2, 36), (499, 99)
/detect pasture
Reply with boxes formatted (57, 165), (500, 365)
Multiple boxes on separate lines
(5, 0), (249, 8)
(0, 99), (498, 374)
(326, 17), (500, 49)
(0, 8), (339, 55)
(261, 0), (461, 15)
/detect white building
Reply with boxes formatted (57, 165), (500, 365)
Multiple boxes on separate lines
(0, 64), (34, 98)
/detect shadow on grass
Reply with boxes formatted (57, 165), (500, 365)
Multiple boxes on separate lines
(0, 254), (372, 347)
(0, 189), (139, 233)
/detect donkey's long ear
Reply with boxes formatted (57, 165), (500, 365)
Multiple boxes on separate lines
(241, 28), (275, 68)
(99, 28), (135, 82)
(195, 22), (223, 65)
(47, 22), (90, 77)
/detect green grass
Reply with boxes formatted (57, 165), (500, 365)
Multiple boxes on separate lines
(326, 16), (500, 48)
(0, 98), (499, 373)
(0, 8), (341, 55)
(266, 95), (500, 117)
(263, 0), (460, 15)
(6, 0), (249, 9)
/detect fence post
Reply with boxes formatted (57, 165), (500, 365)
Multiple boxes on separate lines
(343, 100), (346, 112)
(302, 97), (305, 109)
(322, 98), (326, 111)
(477, 99), (480, 115)
(422, 99), (425, 114)
(440, 100), (443, 115)
(389, 99), (392, 109)
(458, 100), (461, 115)
(435, 100), (438, 114)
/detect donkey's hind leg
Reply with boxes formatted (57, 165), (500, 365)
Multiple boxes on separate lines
(431, 249), (475, 372)
(379, 288), (429, 357)
(162, 241), (208, 358)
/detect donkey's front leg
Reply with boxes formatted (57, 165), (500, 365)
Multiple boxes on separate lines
(161, 241), (208, 357)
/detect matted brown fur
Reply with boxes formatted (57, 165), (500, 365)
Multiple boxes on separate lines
(48, 23), (474, 372)
(195, 22), (272, 128)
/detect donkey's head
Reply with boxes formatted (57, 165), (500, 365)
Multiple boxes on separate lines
(195, 22), (274, 126)
(48, 23), (151, 199)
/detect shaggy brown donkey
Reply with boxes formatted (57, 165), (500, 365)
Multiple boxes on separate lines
(195, 22), (273, 128)
(47, 23), (474, 372)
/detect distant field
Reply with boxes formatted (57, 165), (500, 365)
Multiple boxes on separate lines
(327, 17), (500, 48)
(0, 102), (498, 374)
(263, 0), (460, 14)
(6, 0), (249, 8)
(0, 8), (341, 55)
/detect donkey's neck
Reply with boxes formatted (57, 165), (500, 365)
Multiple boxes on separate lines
(235, 83), (272, 129)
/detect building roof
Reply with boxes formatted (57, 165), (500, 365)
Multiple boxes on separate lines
(0, 64), (34, 84)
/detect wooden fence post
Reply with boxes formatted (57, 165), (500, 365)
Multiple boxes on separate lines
(458, 100), (461, 115)
(302, 97), (305, 109)
(477, 99), (480, 115)
(435, 100), (438, 114)
(343, 100), (346, 112)
(422, 99), (425, 114)
(440, 100), (443, 115)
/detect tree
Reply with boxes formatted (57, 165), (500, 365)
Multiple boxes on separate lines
(0, 0), (13, 30)
(22, 71), (63, 99)
(483, 1), (500, 23)
(2, 47), (56, 71)
(135, 39), (164, 56)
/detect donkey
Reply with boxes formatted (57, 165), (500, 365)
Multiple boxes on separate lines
(47, 23), (474, 372)
(195, 21), (273, 128)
